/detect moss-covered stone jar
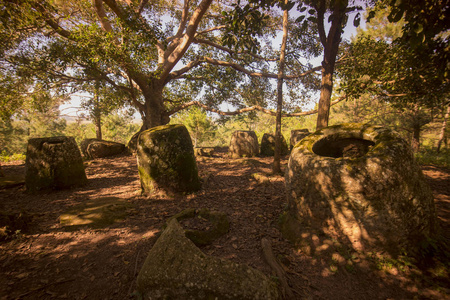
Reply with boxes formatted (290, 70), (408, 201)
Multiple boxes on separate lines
(25, 136), (87, 192)
(282, 123), (438, 257)
(229, 130), (259, 158)
(137, 124), (201, 194)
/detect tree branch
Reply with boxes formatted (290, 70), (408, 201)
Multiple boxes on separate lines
(34, 2), (73, 39)
(167, 60), (205, 81)
(159, 0), (213, 81)
(193, 38), (278, 61)
(175, 0), (191, 38)
(168, 95), (346, 117)
(94, 0), (115, 33)
(203, 57), (321, 79)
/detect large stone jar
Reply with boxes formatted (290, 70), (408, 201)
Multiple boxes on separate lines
(260, 133), (289, 157)
(137, 124), (201, 194)
(229, 130), (259, 158)
(282, 123), (438, 256)
(25, 136), (87, 192)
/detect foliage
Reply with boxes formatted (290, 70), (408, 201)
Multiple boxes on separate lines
(415, 146), (450, 168)
(170, 107), (216, 147)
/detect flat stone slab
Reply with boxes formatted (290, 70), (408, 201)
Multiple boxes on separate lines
(137, 219), (279, 299)
(60, 197), (133, 230)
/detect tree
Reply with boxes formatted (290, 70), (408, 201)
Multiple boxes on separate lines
(338, 7), (449, 152)
(1, 0), (327, 136)
(171, 107), (216, 147)
(273, 0), (290, 174)
(79, 82), (130, 140)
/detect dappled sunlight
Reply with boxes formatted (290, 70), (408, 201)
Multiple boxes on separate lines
(1, 148), (448, 299)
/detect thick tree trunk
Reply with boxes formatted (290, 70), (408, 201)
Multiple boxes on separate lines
(437, 105), (450, 153)
(141, 82), (170, 129)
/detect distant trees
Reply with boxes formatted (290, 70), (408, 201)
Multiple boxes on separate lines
(171, 107), (216, 147)
(338, 5), (449, 152)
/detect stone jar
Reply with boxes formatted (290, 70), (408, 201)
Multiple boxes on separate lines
(282, 123), (438, 256)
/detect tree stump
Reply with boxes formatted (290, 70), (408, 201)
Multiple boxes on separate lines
(290, 129), (310, 150)
(25, 136), (87, 192)
(228, 130), (259, 158)
(137, 124), (201, 194)
(260, 133), (289, 157)
(80, 139), (126, 159)
(282, 123), (438, 257)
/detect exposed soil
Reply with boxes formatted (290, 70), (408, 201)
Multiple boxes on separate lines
(0, 151), (449, 300)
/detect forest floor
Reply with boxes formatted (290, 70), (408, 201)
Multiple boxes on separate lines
(0, 149), (449, 300)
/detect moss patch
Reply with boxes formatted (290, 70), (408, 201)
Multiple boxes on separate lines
(60, 197), (133, 230)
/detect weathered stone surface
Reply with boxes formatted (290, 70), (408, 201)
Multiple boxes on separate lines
(80, 139), (126, 159)
(290, 129), (310, 150)
(137, 219), (279, 299)
(165, 208), (230, 246)
(60, 197), (132, 230)
(0, 164), (4, 177)
(282, 123), (438, 257)
(194, 147), (215, 157)
(137, 124), (201, 194)
(260, 133), (289, 157)
(25, 136), (87, 192)
(229, 130), (259, 158)
(127, 130), (142, 153)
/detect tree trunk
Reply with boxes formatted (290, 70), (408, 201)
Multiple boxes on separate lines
(94, 115), (102, 140)
(437, 105), (450, 153)
(316, 65), (334, 129)
(141, 82), (170, 129)
(315, 1), (346, 130)
(273, 2), (289, 174)
(411, 121), (421, 153)
(92, 86), (102, 140)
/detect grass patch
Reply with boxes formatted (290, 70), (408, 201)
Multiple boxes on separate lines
(415, 147), (450, 168)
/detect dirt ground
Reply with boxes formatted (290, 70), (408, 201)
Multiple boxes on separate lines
(0, 150), (449, 300)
